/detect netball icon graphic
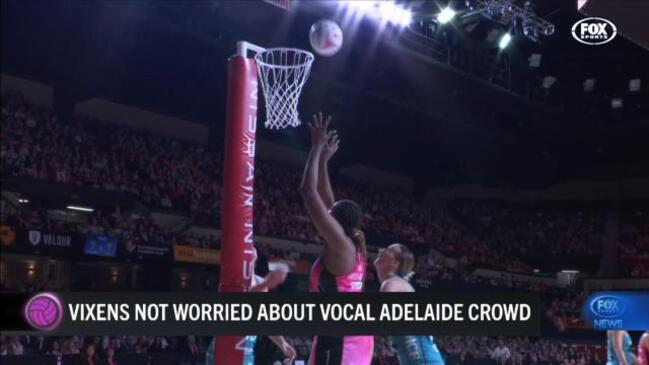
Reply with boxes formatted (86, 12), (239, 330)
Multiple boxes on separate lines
(24, 292), (63, 331)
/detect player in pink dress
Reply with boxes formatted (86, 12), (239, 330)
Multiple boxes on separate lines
(639, 331), (649, 365)
(300, 112), (373, 365)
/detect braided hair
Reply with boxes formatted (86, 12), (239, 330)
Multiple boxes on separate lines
(330, 199), (367, 258)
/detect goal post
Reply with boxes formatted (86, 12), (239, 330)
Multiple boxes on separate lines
(215, 41), (312, 364)
(214, 43), (259, 365)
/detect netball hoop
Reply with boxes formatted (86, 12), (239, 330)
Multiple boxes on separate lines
(255, 47), (314, 129)
(215, 41), (312, 365)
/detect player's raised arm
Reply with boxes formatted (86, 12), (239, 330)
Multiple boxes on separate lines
(300, 112), (355, 273)
(318, 117), (339, 209)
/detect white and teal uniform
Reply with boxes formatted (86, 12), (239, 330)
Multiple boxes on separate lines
(607, 332), (634, 365)
(385, 274), (445, 365)
(389, 335), (445, 365)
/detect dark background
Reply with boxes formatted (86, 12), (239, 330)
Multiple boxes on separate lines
(2, 0), (648, 192)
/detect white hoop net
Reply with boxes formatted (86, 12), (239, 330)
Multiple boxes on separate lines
(255, 48), (314, 129)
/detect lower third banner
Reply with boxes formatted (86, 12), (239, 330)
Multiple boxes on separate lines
(2, 291), (540, 336)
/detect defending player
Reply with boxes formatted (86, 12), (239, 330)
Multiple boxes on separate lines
(374, 243), (445, 365)
(205, 247), (296, 365)
(607, 330), (636, 365)
(300, 112), (374, 365)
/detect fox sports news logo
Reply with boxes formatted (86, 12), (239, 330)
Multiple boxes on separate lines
(590, 295), (627, 319)
(572, 17), (617, 45)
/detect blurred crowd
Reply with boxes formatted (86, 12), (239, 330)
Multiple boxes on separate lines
(5, 207), (171, 250)
(1, 334), (609, 365)
(2, 94), (646, 277)
(0, 335), (210, 357)
(434, 336), (604, 365)
(619, 212), (649, 276)
(413, 254), (552, 292)
(0, 95), (221, 217)
(2, 92), (647, 364)
(3, 205), (317, 262)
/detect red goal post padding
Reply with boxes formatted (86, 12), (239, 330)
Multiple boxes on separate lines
(214, 54), (258, 365)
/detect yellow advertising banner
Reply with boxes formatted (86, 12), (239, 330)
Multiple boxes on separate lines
(173, 244), (220, 265)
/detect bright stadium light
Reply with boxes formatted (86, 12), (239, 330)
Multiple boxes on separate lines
(347, 0), (375, 12)
(397, 8), (413, 26)
(498, 33), (512, 49)
(379, 1), (398, 21)
(437, 7), (456, 24)
(67, 205), (94, 212)
(19, 198), (29, 204)
(378, 2), (411, 26)
(347, 1), (411, 27)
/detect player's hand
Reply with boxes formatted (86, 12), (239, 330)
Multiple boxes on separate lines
(322, 130), (339, 161)
(265, 270), (288, 290)
(281, 341), (297, 364)
(308, 112), (333, 148)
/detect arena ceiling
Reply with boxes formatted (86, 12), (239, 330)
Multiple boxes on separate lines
(2, 0), (648, 189)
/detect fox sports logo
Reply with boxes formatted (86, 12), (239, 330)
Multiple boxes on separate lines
(572, 17), (617, 45)
(590, 295), (627, 319)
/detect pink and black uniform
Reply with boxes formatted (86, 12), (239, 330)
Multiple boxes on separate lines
(308, 250), (374, 365)
(639, 332), (649, 365)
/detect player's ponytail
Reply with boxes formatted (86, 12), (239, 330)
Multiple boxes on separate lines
(330, 199), (366, 258)
(395, 243), (415, 281)
(350, 228), (367, 259)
